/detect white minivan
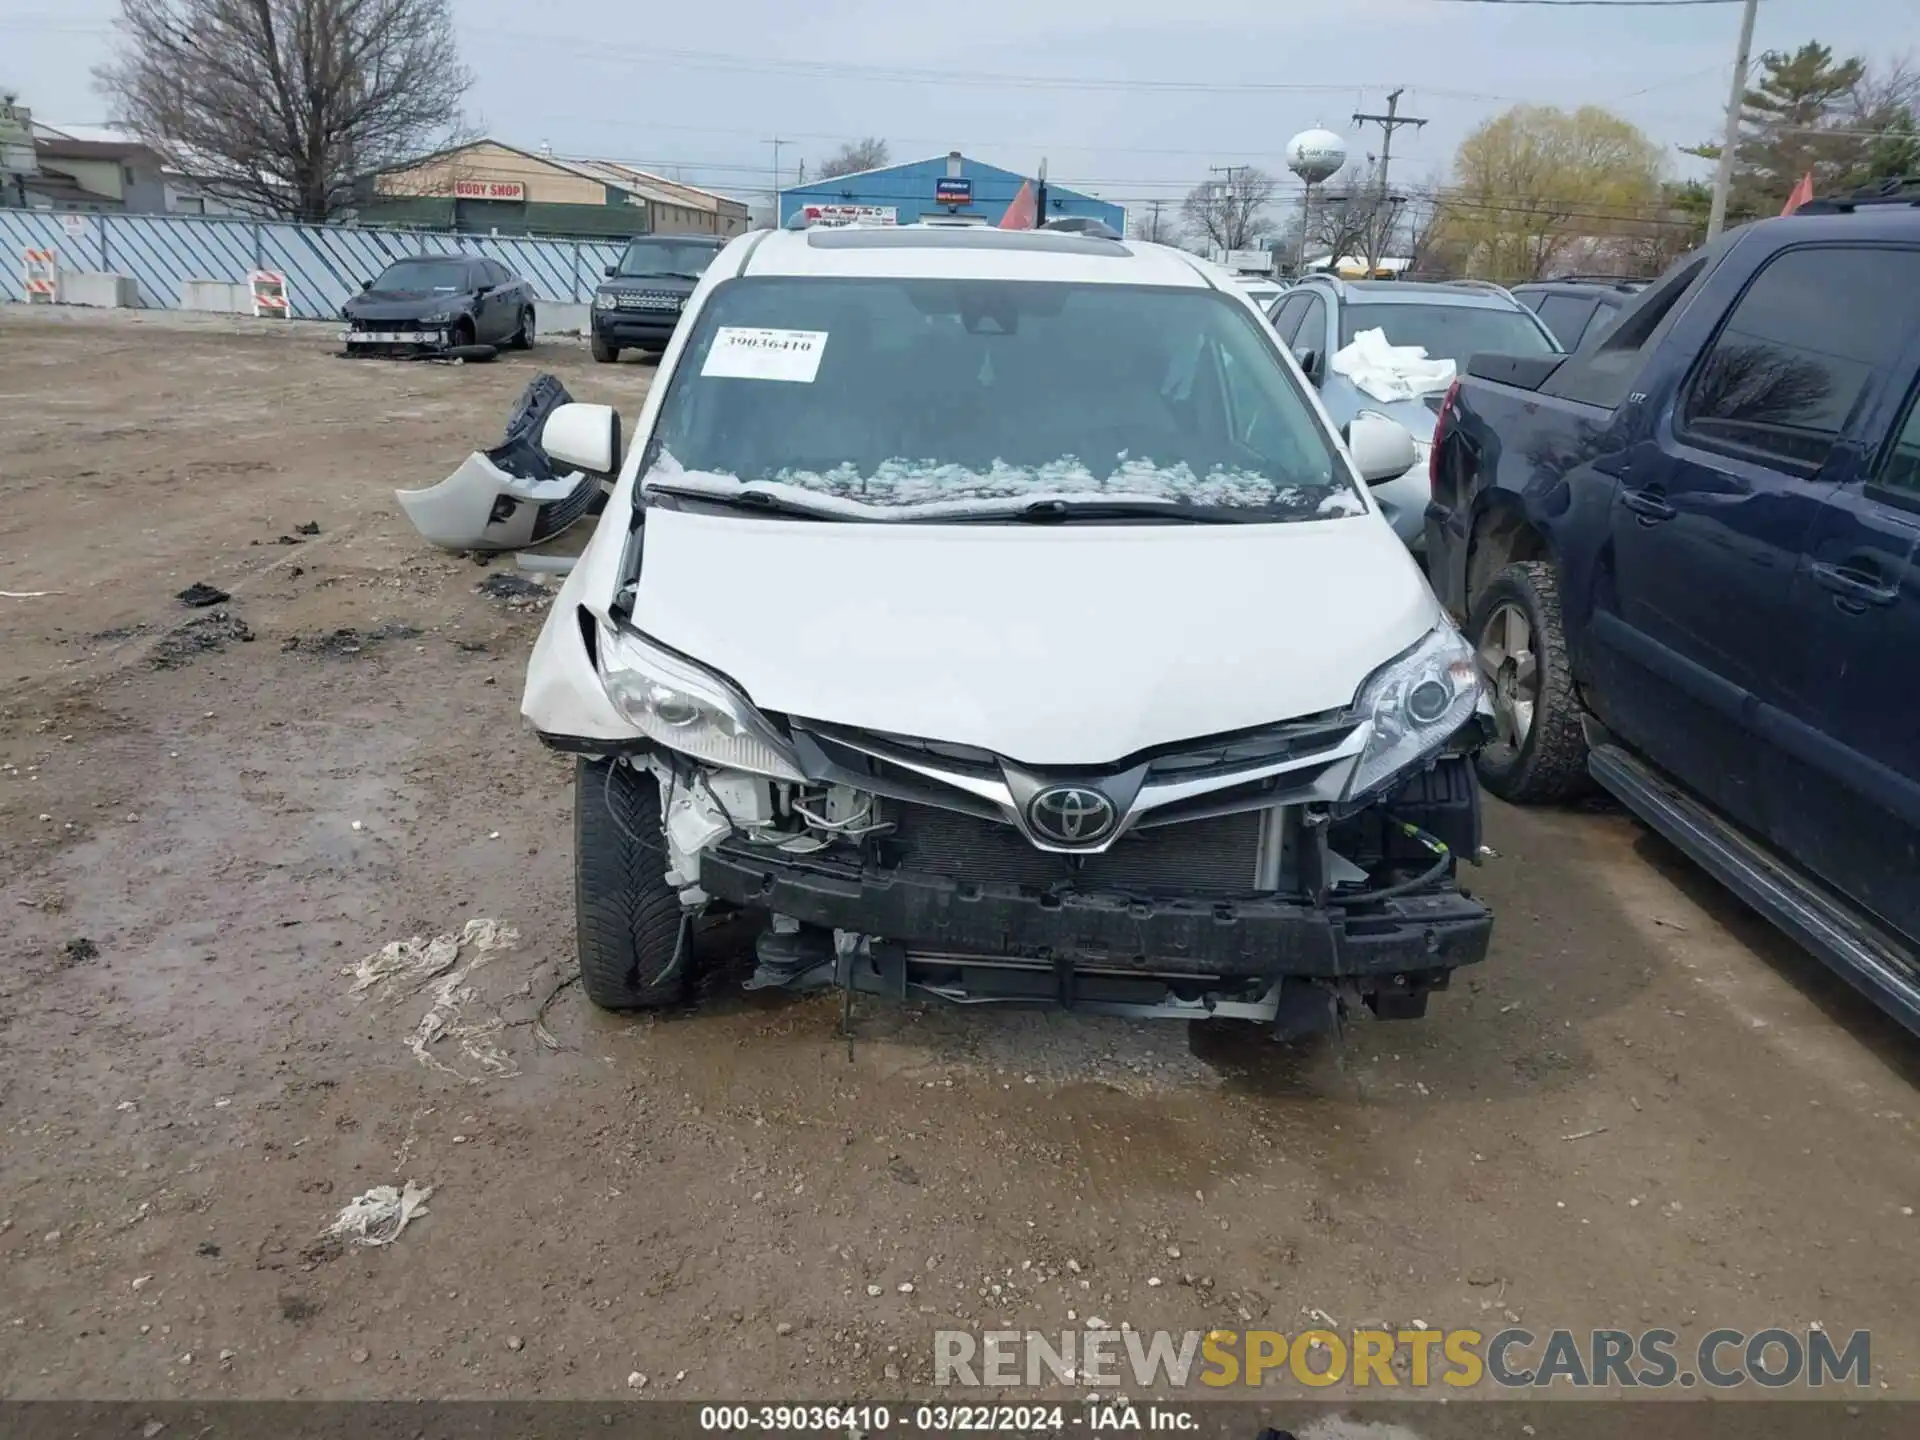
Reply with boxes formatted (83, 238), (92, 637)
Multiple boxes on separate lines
(521, 223), (1494, 1038)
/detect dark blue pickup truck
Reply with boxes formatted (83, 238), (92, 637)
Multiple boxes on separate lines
(1425, 182), (1920, 1033)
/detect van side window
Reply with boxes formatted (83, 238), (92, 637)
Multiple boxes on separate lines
(1678, 247), (1920, 473)
(1539, 253), (1709, 409)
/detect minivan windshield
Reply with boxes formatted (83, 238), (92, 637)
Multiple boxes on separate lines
(1341, 302), (1558, 364)
(615, 239), (722, 280)
(643, 277), (1355, 521)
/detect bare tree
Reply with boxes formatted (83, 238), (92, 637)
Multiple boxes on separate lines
(1127, 201), (1177, 244)
(1181, 166), (1276, 252)
(816, 138), (889, 180)
(96, 0), (472, 221)
(1306, 161), (1405, 273)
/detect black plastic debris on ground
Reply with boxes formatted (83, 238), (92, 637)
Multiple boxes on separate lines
(280, 623), (422, 658)
(60, 938), (99, 966)
(274, 534), (304, 545)
(295, 521), (321, 536)
(176, 582), (230, 609)
(150, 611), (254, 669)
(476, 573), (549, 607)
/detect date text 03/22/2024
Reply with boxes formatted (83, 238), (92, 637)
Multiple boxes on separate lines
(697, 1402), (1199, 1433)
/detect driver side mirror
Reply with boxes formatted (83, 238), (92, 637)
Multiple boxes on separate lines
(541, 402), (623, 476)
(1292, 344), (1320, 382)
(1345, 414), (1419, 485)
(604, 264), (617, 278)
(361, 279), (372, 291)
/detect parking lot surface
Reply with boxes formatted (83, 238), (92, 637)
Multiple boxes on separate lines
(1, 308), (1917, 1402)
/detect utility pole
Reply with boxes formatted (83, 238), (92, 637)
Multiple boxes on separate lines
(1147, 199), (1164, 242)
(1706, 0), (1759, 241)
(1351, 88), (1426, 197)
(1209, 165), (1247, 251)
(765, 137), (786, 224)
(1351, 89), (1426, 271)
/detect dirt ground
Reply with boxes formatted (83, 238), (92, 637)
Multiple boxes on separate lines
(1, 306), (1917, 1413)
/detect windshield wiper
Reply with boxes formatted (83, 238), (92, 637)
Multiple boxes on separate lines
(620, 271), (698, 280)
(942, 498), (1251, 525)
(644, 484), (846, 521)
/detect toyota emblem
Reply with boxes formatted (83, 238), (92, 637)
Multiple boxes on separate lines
(1026, 785), (1118, 846)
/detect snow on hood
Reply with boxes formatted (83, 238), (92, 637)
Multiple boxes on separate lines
(1331, 327), (1457, 404)
(642, 451), (1366, 520)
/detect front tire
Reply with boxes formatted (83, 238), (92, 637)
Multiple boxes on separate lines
(1469, 560), (1590, 804)
(575, 757), (689, 1009)
(591, 333), (619, 364)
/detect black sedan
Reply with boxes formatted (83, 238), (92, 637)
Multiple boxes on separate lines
(341, 255), (536, 356)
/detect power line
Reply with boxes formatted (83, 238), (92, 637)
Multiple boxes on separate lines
(1428, 0), (1752, 6)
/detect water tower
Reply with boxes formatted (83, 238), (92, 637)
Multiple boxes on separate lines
(1286, 127), (1348, 272)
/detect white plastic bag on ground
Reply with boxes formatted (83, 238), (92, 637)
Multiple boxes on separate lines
(326, 1180), (433, 1246)
(1330, 326), (1456, 403)
(343, 919), (523, 1081)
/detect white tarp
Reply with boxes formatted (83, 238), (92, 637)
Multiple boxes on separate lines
(1330, 326), (1456, 404)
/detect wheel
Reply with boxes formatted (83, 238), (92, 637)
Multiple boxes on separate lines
(512, 307), (535, 350)
(450, 316), (476, 349)
(1468, 560), (1591, 804)
(591, 333), (619, 363)
(574, 757), (690, 1009)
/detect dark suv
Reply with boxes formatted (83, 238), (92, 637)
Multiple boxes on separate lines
(1427, 182), (1920, 1032)
(590, 234), (728, 362)
(1510, 275), (1648, 352)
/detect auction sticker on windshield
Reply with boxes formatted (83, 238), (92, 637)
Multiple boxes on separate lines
(702, 327), (828, 383)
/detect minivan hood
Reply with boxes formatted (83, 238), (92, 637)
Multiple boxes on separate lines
(630, 508), (1442, 765)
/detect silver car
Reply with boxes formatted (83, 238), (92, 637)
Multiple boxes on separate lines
(1268, 278), (1562, 548)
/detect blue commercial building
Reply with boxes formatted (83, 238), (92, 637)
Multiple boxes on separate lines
(779, 152), (1125, 233)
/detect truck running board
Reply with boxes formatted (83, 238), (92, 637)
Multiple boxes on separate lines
(1587, 742), (1920, 1037)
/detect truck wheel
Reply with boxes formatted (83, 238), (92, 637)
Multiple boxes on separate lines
(575, 757), (690, 1009)
(591, 334), (619, 363)
(1469, 560), (1591, 804)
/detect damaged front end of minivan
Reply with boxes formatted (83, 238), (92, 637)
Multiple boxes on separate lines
(541, 598), (1495, 1039)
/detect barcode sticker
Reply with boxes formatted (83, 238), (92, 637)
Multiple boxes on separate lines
(701, 326), (829, 383)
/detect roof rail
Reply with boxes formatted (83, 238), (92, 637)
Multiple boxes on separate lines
(1428, 278), (1518, 301)
(1538, 273), (1650, 290)
(1794, 176), (1920, 214)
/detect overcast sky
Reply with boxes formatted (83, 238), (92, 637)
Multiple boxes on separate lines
(2, 0), (1911, 213)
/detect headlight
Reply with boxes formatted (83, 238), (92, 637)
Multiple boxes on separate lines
(420, 309), (454, 324)
(596, 622), (804, 782)
(1344, 624), (1484, 800)
(592, 292), (614, 310)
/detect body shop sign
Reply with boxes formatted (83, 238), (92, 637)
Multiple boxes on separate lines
(454, 180), (526, 201)
(934, 177), (972, 205)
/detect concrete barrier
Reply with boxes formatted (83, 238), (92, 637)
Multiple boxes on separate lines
(536, 303), (591, 338)
(60, 271), (141, 308)
(179, 279), (255, 315)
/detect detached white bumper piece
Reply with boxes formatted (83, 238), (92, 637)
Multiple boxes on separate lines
(395, 372), (603, 552)
(395, 453), (600, 551)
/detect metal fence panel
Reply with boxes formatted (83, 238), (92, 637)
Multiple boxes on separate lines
(1, 208), (631, 316)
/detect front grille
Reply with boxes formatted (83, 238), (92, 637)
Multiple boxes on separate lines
(530, 474), (601, 540)
(884, 801), (1262, 896)
(616, 291), (680, 311)
(352, 318), (429, 333)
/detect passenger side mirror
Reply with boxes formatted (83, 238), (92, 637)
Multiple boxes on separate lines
(474, 282), (493, 296)
(604, 264), (617, 278)
(1346, 414), (1419, 486)
(1293, 345), (1320, 382)
(361, 279), (372, 291)
(541, 403), (623, 475)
